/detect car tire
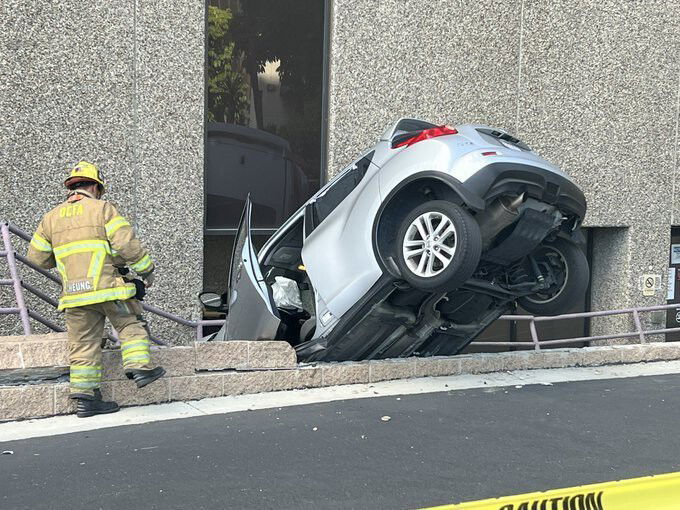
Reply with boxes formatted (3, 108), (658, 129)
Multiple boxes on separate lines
(395, 200), (482, 292)
(518, 239), (589, 316)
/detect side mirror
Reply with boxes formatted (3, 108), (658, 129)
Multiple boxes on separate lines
(199, 291), (226, 312)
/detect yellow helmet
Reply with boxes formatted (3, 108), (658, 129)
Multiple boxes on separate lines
(64, 161), (105, 193)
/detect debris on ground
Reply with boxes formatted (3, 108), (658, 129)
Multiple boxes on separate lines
(2, 450), (14, 455)
(312, 427), (318, 431)
(381, 416), (391, 422)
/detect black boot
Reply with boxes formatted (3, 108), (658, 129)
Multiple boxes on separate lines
(75, 389), (120, 418)
(125, 366), (166, 388)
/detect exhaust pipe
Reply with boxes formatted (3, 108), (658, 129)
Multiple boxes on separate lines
(477, 193), (524, 249)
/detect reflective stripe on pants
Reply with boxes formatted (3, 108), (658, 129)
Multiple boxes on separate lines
(66, 299), (154, 397)
(121, 338), (151, 367)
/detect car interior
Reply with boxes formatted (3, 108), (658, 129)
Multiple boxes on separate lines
(260, 217), (317, 346)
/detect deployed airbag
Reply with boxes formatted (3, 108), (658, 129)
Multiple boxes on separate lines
(272, 276), (303, 310)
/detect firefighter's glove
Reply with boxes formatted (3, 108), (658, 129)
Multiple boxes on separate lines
(132, 279), (147, 301)
(140, 271), (155, 288)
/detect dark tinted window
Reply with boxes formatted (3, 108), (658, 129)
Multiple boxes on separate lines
(309, 152), (374, 231)
(206, 124), (309, 228)
(206, 0), (325, 231)
(204, 0), (326, 294)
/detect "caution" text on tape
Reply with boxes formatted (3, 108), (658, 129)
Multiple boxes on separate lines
(423, 471), (680, 510)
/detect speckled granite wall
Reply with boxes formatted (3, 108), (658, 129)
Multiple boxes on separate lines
(3, 0), (680, 344)
(0, 1), (204, 340)
(134, 0), (205, 340)
(326, 0), (521, 174)
(328, 0), (680, 339)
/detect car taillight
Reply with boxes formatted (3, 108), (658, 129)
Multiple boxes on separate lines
(392, 125), (458, 149)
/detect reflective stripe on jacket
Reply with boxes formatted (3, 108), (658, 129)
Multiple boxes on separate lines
(27, 191), (155, 310)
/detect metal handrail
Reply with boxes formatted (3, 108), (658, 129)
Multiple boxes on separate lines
(484, 302), (680, 350)
(1, 222), (32, 334)
(3, 221), (230, 342)
(4, 220), (680, 351)
(1, 220), (173, 344)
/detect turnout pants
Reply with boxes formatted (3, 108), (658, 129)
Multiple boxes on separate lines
(65, 299), (153, 397)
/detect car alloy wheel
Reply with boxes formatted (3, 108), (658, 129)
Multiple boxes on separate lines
(394, 200), (481, 292)
(402, 211), (458, 278)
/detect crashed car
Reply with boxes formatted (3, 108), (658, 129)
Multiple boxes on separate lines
(202, 118), (589, 362)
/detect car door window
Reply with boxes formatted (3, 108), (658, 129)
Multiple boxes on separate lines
(306, 151), (375, 234)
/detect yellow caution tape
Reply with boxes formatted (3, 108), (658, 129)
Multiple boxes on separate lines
(423, 471), (680, 510)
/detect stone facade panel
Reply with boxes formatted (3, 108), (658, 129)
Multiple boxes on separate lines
(195, 341), (249, 370)
(0, 342), (22, 370)
(414, 357), (462, 378)
(369, 359), (416, 383)
(170, 374), (224, 401)
(0, 385), (54, 421)
(321, 363), (370, 386)
(247, 341), (297, 369)
(152, 346), (196, 377)
(112, 379), (170, 407)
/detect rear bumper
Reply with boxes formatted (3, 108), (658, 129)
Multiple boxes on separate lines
(463, 162), (587, 220)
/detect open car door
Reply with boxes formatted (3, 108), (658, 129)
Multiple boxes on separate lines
(222, 196), (280, 340)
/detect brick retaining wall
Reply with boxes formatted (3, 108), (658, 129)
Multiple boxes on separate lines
(2, 333), (680, 422)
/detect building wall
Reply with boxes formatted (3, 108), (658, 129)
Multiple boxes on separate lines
(327, 0), (680, 336)
(3, 0), (680, 343)
(0, 1), (204, 339)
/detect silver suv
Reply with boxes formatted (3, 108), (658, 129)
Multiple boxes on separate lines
(204, 118), (588, 362)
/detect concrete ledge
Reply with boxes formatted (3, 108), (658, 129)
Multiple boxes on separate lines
(0, 333), (68, 370)
(0, 336), (295, 374)
(223, 367), (322, 395)
(4, 341), (680, 422)
(0, 342), (22, 370)
(195, 341), (248, 371)
(170, 374), (225, 401)
(246, 341), (298, 369)
(0, 385), (55, 421)
(195, 341), (297, 371)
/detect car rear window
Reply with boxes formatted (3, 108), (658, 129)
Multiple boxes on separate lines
(308, 151), (375, 232)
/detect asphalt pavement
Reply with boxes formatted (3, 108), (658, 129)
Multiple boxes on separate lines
(2, 374), (680, 509)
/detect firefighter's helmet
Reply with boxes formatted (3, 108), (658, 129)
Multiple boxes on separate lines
(64, 161), (105, 193)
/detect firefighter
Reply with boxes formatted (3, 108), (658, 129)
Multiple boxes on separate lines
(27, 161), (165, 418)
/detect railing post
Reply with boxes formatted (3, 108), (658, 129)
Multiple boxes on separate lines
(1, 222), (32, 335)
(529, 319), (541, 351)
(632, 309), (646, 344)
(197, 322), (203, 341)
